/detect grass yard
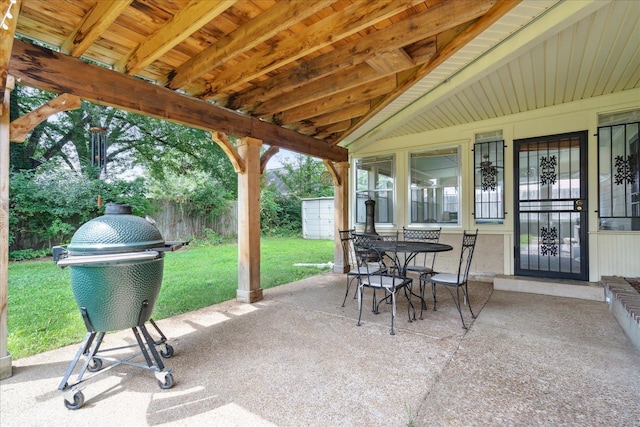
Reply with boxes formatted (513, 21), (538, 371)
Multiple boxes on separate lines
(7, 237), (334, 359)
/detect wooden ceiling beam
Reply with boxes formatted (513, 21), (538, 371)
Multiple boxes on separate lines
(366, 48), (415, 75)
(275, 76), (397, 125)
(227, 0), (496, 111)
(252, 41), (432, 118)
(117, 0), (236, 76)
(60, 0), (132, 57)
(192, 0), (421, 98)
(0, 0), (21, 112)
(9, 39), (347, 163)
(336, 0), (521, 144)
(164, 0), (336, 90)
(299, 102), (371, 131)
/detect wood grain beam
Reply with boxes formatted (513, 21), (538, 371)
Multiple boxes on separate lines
(336, 0), (521, 145)
(260, 145), (279, 174)
(228, 0), (496, 111)
(366, 48), (415, 75)
(60, 0), (132, 57)
(10, 93), (81, 142)
(275, 76), (396, 125)
(193, 0), (420, 98)
(117, 0), (235, 76)
(212, 131), (245, 173)
(9, 39), (347, 163)
(164, 0), (335, 90)
(0, 0), (21, 113)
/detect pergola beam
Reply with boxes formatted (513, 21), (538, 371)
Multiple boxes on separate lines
(9, 39), (347, 163)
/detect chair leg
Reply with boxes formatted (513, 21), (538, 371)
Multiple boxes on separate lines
(404, 285), (415, 322)
(357, 285), (364, 327)
(463, 283), (476, 319)
(432, 282), (438, 311)
(452, 286), (467, 329)
(342, 276), (358, 307)
(390, 291), (396, 335)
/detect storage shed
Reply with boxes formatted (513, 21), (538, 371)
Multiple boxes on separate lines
(302, 198), (334, 240)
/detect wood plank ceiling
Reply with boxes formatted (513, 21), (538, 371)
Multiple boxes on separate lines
(1, 0), (518, 163)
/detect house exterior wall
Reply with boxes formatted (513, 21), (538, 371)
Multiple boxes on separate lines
(349, 89), (640, 282)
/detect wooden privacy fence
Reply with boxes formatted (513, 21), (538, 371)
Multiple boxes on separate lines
(152, 200), (238, 241)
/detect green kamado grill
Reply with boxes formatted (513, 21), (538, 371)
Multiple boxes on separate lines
(52, 203), (185, 410)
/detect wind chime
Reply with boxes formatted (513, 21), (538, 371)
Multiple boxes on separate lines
(90, 126), (108, 207)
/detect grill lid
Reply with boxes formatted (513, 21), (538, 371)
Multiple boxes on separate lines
(67, 203), (164, 255)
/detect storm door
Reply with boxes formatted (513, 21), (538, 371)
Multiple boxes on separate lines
(514, 131), (588, 280)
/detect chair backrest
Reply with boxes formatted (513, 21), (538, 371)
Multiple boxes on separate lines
(354, 232), (403, 280)
(402, 227), (442, 269)
(338, 229), (356, 269)
(455, 229), (479, 283)
(402, 227), (441, 243)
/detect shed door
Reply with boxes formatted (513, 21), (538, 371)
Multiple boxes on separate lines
(514, 131), (588, 281)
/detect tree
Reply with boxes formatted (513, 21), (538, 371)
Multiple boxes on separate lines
(274, 154), (333, 199)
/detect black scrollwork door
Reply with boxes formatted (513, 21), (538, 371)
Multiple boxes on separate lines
(514, 131), (588, 280)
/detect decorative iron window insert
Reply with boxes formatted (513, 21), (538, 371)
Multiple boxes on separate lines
(473, 138), (505, 222)
(597, 112), (640, 231)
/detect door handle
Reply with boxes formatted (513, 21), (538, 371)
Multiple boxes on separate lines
(574, 200), (584, 211)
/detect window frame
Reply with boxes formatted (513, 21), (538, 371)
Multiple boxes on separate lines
(354, 154), (396, 226)
(408, 146), (461, 227)
(597, 111), (640, 231)
(473, 134), (505, 224)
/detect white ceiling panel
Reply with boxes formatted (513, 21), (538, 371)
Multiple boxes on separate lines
(344, 0), (639, 146)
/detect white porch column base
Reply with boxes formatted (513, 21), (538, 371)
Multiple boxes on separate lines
(0, 353), (12, 379)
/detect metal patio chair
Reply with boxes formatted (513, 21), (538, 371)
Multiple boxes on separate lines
(403, 227), (442, 315)
(354, 232), (414, 335)
(422, 229), (478, 329)
(338, 229), (386, 307)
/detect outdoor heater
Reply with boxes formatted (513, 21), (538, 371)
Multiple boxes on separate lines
(52, 203), (185, 410)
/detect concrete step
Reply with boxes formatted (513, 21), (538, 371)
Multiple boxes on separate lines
(493, 275), (604, 301)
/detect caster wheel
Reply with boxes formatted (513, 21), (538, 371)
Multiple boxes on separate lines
(158, 372), (174, 390)
(87, 358), (103, 372)
(160, 344), (174, 359)
(64, 391), (85, 410)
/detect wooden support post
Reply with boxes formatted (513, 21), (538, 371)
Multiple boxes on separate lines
(331, 161), (350, 274)
(236, 137), (263, 303)
(0, 78), (13, 379)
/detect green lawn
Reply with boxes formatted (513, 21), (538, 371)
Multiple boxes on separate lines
(7, 237), (334, 359)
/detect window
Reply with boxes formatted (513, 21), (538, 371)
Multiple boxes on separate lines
(355, 155), (395, 225)
(474, 131), (505, 223)
(409, 147), (460, 225)
(598, 110), (640, 231)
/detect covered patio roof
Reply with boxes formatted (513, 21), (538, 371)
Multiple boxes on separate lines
(1, 0), (521, 162)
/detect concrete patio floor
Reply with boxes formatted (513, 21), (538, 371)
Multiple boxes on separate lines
(1, 272), (639, 426)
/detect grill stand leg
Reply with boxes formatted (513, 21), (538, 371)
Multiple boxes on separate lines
(58, 302), (175, 410)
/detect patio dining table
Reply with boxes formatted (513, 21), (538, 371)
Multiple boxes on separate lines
(367, 239), (453, 319)
(367, 239), (453, 277)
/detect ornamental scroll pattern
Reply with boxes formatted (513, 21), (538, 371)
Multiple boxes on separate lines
(540, 226), (558, 256)
(614, 154), (636, 185)
(539, 156), (557, 186)
(480, 163), (498, 191)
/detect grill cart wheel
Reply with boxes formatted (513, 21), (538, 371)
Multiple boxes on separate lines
(64, 391), (85, 410)
(160, 344), (174, 358)
(87, 358), (103, 372)
(157, 372), (174, 390)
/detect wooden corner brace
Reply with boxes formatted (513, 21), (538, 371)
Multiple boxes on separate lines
(9, 93), (82, 143)
(322, 159), (342, 187)
(211, 131), (245, 173)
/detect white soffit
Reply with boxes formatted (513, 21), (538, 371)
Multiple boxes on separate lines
(342, 0), (628, 148)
